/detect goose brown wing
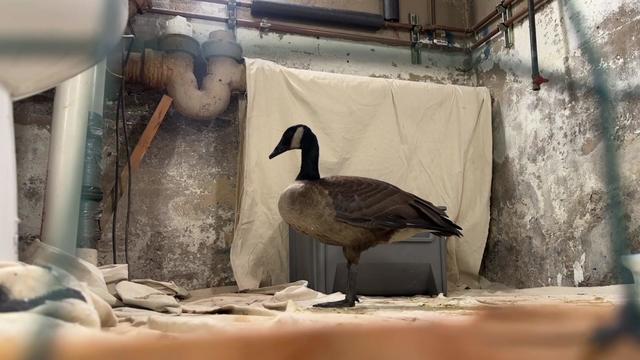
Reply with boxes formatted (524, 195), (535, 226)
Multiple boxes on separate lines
(318, 176), (462, 236)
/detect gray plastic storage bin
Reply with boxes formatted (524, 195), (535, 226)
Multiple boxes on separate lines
(289, 228), (448, 296)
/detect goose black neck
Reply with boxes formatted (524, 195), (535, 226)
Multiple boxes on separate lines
(296, 132), (320, 181)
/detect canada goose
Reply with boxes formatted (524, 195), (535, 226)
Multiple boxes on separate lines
(269, 124), (462, 308)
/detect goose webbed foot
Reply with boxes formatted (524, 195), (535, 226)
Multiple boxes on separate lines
(314, 259), (360, 308)
(313, 295), (359, 308)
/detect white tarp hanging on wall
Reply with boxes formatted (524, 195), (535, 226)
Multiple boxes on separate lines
(231, 58), (492, 290)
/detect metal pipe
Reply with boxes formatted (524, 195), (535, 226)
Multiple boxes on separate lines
(148, 8), (465, 51)
(471, 0), (551, 50)
(148, 8), (409, 47)
(0, 83), (18, 261)
(237, 18), (410, 47)
(149, 7), (469, 39)
(198, 0), (252, 8)
(383, 19), (469, 34)
(125, 30), (246, 120)
(158, 0), (536, 40)
(423, 24), (469, 34)
(472, 27), (500, 49)
(383, 21), (412, 30)
(41, 66), (96, 255)
(152, 1), (550, 53)
(430, 0), (436, 25)
(472, 0), (518, 33)
(527, 0), (547, 90)
(76, 60), (107, 264)
(383, 0), (399, 22)
(148, 7), (228, 23)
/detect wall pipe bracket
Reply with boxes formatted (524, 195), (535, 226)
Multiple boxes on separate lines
(409, 13), (422, 65)
(227, 0), (237, 33)
(496, 1), (514, 48)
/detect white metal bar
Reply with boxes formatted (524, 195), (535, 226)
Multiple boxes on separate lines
(0, 83), (18, 261)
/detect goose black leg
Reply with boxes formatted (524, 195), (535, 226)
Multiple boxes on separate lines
(314, 262), (360, 308)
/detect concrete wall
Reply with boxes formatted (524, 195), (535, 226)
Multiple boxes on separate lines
(475, 0), (640, 287)
(98, 88), (240, 289)
(13, 92), (53, 254)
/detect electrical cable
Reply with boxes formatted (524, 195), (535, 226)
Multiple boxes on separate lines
(121, 24), (135, 267)
(112, 67), (121, 264)
(111, 24), (135, 265)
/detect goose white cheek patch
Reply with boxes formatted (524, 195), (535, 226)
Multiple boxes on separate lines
(290, 127), (304, 149)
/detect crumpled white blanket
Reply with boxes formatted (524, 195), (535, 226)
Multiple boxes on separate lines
(0, 261), (115, 328)
(2, 240), (344, 334)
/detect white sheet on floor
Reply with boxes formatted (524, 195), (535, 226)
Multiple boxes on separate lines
(0, 261), (116, 328)
(231, 58), (492, 290)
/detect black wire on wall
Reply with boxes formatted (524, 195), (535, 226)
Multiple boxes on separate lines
(111, 25), (135, 267)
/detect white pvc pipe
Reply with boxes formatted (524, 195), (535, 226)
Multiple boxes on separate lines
(77, 59), (106, 265)
(89, 60), (107, 116)
(0, 83), (18, 261)
(41, 66), (96, 255)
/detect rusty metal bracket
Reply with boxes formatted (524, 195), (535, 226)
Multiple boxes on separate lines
(496, 1), (514, 48)
(409, 13), (422, 64)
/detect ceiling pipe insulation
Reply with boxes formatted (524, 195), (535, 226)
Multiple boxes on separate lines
(251, 0), (385, 30)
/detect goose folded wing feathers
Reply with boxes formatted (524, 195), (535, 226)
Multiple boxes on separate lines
(319, 176), (459, 235)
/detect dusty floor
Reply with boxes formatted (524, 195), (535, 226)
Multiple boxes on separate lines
(108, 285), (629, 337)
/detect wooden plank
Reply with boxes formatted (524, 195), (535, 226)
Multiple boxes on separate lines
(101, 95), (173, 230)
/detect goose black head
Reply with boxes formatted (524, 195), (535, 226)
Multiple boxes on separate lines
(269, 124), (313, 159)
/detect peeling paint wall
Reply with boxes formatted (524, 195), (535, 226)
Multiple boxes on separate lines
(475, 0), (640, 287)
(12, 92), (54, 254)
(98, 89), (239, 289)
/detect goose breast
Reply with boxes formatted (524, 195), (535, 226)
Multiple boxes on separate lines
(278, 181), (377, 248)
